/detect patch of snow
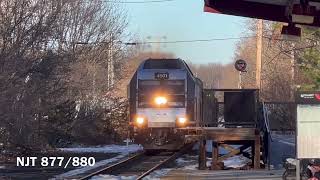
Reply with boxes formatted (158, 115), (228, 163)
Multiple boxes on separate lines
(54, 154), (126, 179)
(177, 161), (212, 170)
(54, 144), (143, 179)
(218, 117), (225, 127)
(181, 164), (198, 170)
(286, 158), (297, 166)
(175, 155), (198, 170)
(175, 154), (211, 170)
(222, 155), (250, 168)
(90, 174), (137, 180)
(59, 144), (143, 154)
(143, 168), (172, 180)
(75, 100), (81, 118)
(25, 75), (30, 83)
(175, 157), (195, 165)
(0, 166), (5, 169)
(189, 143), (284, 170)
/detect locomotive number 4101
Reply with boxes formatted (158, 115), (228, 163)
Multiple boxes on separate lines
(155, 72), (169, 80)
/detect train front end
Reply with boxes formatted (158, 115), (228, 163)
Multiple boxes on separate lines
(128, 59), (194, 150)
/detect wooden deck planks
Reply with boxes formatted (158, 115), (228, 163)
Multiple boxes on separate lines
(160, 169), (284, 180)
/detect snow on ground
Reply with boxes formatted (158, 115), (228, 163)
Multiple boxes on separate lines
(90, 174), (137, 180)
(222, 155), (251, 168)
(143, 168), (172, 180)
(53, 144), (143, 179)
(59, 144), (143, 154)
(286, 158), (297, 166)
(0, 166), (5, 169)
(175, 155), (199, 170)
(76, 153), (250, 179)
(55, 133), (294, 179)
(175, 154), (250, 170)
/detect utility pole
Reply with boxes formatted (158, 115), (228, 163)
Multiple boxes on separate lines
(238, 72), (242, 89)
(256, 19), (263, 89)
(106, 40), (136, 88)
(291, 42), (295, 101)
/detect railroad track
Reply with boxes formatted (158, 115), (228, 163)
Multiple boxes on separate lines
(78, 143), (193, 180)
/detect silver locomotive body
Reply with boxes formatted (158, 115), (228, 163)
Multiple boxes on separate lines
(128, 59), (203, 150)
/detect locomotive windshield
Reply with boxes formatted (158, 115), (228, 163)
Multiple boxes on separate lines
(138, 80), (185, 108)
(143, 59), (182, 69)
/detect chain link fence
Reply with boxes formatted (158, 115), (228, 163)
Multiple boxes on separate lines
(264, 102), (296, 131)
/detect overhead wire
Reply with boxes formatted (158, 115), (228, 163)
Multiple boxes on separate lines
(134, 36), (256, 44)
(73, 36), (256, 45)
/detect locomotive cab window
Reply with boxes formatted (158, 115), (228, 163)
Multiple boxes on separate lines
(138, 80), (185, 108)
(143, 59), (182, 69)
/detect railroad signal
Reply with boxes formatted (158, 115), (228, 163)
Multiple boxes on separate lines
(235, 59), (247, 72)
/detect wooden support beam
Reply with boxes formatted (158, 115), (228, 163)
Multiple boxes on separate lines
(212, 141), (219, 170)
(254, 133), (261, 169)
(184, 128), (262, 170)
(199, 140), (207, 170)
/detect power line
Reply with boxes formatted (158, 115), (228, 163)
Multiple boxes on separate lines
(136, 36), (255, 44)
(103, 0), (176, 3)
(72, 36), (255, 45)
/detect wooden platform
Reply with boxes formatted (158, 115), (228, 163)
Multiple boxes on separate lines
(160, 169), (284, 180)
(179, 127), (262, 170)
(182, 127), (257, 140)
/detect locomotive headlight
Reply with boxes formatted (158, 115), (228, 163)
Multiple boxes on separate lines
(178, 117), (187, 124)
(136, 117), (145, 125)
(154, 96), (167, 105)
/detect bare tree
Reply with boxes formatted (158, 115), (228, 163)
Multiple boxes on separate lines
(188, 62), (238, 89)
(0, 0), (131, 149)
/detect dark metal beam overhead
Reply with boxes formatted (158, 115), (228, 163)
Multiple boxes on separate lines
(204, 0), (320, 27)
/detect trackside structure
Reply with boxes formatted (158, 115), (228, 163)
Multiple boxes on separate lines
(295, 91), (320, 178)
(180, 89), (271, 170)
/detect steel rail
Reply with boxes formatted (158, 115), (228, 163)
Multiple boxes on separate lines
(77, 143), (193, 180)
(136, 143), (193, 180)
(78, 152), (145, 180)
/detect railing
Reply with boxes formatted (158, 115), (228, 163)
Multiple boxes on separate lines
(262, 102), (272, 141)
(263, 102), (296, 131)
(215, 102), (257, 128)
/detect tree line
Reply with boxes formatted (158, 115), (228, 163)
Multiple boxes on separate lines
(0, 0), (137, 150)
(233, 20), (320, 130)
(2, 0), (318, 150)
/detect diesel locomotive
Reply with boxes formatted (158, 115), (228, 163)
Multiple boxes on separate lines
(128, 58), (204, 150)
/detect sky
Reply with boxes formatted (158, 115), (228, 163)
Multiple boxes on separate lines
(121, 0), (249, 64)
